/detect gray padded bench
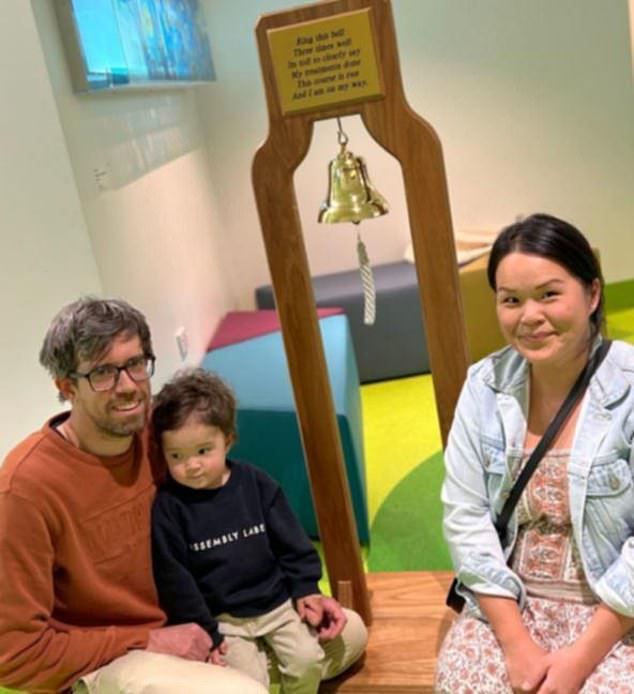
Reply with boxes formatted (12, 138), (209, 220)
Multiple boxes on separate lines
(255, 261), (430, 383)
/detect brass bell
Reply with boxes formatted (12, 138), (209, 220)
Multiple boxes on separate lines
(318, 134), (389, 225)
(317, 119), (387, 326)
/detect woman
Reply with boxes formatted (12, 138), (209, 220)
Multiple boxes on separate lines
(435, 214), (634, 693)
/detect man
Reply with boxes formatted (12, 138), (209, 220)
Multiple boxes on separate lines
(0, 297), (267, 692)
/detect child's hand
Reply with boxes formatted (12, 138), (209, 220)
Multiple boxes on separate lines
(296, 594), (324, 628)
(315, 596), (347, 640)
(296, 594), (347, 640)
(207, 639), (228, 666)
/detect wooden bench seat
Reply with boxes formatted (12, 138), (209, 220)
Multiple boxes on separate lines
(320, 571), (455, 693)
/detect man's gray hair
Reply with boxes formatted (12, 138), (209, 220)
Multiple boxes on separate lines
(39, 297), (153, 400)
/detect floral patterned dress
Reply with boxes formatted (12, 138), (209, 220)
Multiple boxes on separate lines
(435, 450), (634, 693)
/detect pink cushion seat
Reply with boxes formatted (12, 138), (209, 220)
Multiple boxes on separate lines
(207, 308), (343, 351)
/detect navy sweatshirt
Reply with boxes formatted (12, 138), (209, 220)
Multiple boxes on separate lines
(151, 460), (322, 647)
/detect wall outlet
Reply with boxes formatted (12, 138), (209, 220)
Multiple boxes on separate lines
(175, 326), (188, 361)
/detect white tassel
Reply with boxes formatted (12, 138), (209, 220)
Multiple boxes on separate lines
(356, 232), (376, 326)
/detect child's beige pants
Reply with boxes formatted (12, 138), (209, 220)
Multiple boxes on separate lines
(217, 599), (367, 694)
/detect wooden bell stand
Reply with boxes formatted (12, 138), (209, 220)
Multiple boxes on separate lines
(252, 0), (469, 689)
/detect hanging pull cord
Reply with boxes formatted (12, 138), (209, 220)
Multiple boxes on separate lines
(356, 230), (376, 326)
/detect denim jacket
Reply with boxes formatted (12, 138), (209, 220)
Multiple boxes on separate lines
(442, 338), (634, 618)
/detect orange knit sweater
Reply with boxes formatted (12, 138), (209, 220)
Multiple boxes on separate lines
(0, 415), (166, 692)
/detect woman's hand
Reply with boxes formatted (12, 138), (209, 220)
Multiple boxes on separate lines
(533, 644), (594, 694)
(503, 636), (549, 693)
(475, 593), (549, 693)
(533, 602), (634, 693)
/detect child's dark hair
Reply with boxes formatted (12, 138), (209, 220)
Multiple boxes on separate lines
(152, 368), (237, 443)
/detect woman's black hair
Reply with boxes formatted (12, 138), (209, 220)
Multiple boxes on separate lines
(487, 213), (604, 336)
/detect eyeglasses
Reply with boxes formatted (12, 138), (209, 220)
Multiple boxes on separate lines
(71, 355), (156, 392)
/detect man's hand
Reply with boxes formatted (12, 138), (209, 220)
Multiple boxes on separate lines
(296, 594), (347, 641)
(146, 623), (212, 661)
(208, 640), (229, 667)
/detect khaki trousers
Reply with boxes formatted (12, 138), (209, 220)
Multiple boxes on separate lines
(217, 600), (368, 694)
(73, 650), (268, 693)
(74, 602), (367, 693)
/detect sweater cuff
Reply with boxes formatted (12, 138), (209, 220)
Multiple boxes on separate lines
(291, 581), (321, 600)
(209, 628), (225, 649)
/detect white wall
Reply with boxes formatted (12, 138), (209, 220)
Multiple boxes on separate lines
(199, 0), (634, 308)
(0, 1), (102, 459)
(1, 2), (237, 458)
(31, 0), (234, 390)
(395, 0), (634, 281)
(197, 0), (410, 307)
(630, 0), (634, 75)
(2, 0), (632, 458)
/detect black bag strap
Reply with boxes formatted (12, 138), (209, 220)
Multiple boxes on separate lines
(494, 339), (612, 536)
